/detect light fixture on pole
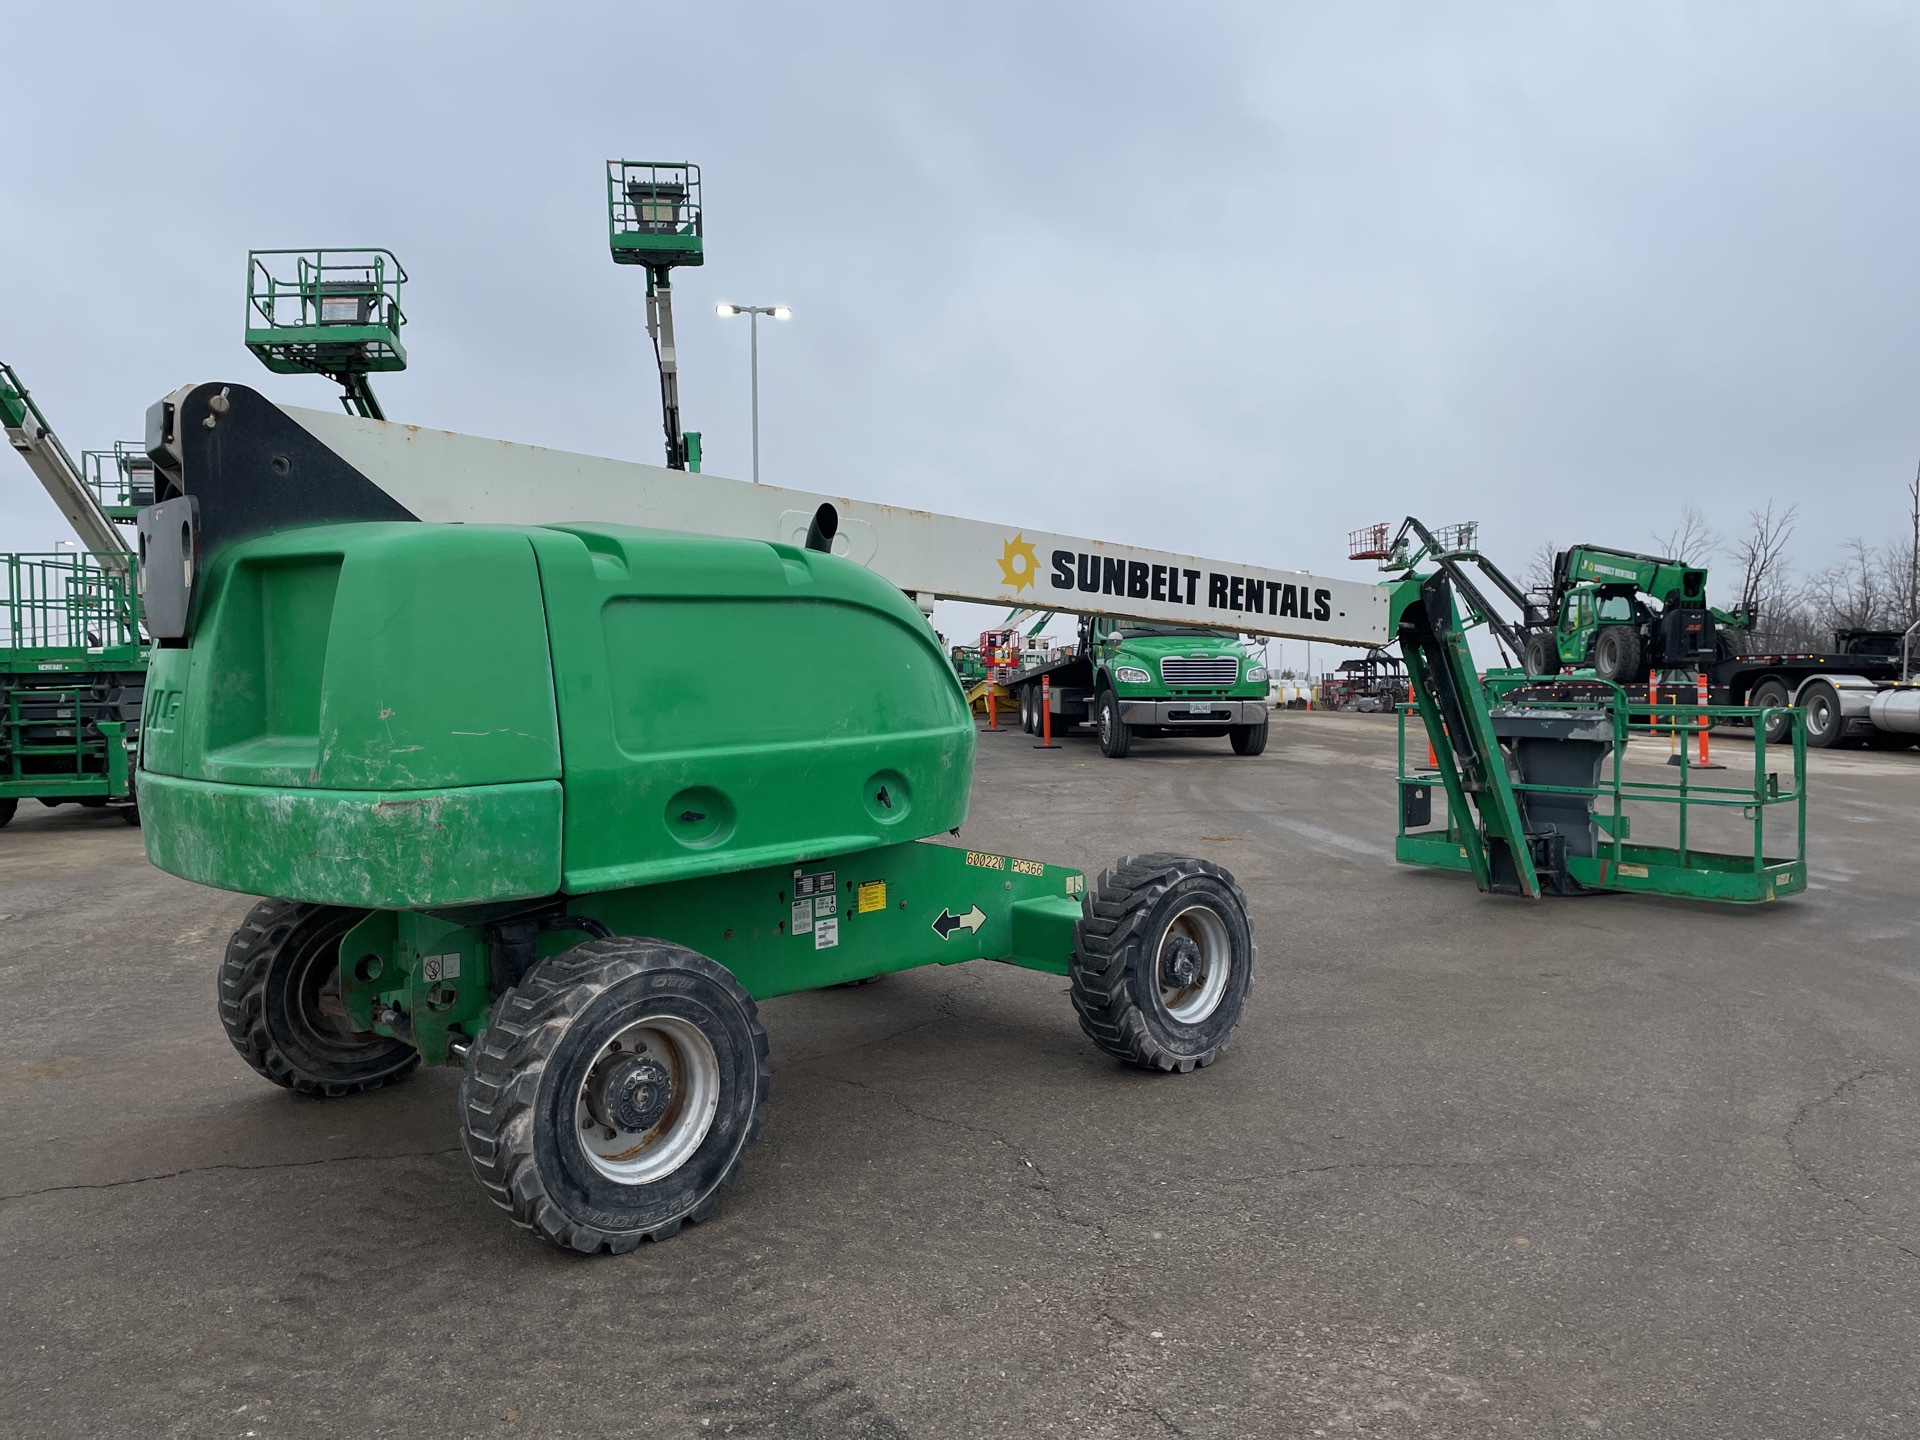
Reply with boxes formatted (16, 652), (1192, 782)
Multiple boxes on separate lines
(714, 302), (791, 484)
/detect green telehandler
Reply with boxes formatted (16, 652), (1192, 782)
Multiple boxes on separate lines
(1524, 543), (1754, 683)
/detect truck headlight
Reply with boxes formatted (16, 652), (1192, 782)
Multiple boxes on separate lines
(1247, 666), (1268, 683)
(1115, 666), (1151, 685)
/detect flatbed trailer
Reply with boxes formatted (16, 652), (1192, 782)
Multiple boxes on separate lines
(1705, 646), (1912, 748)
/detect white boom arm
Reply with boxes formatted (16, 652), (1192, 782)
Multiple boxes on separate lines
(288, 406), (1392, 649)
(1, 363), (132, 575)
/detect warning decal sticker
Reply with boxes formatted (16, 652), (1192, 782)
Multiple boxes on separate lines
(857, 881), (887, 914)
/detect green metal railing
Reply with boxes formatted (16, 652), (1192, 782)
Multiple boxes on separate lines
(606, 160), (703, 266)
(79, 441), (156, 519)
(1, 552), (144, 656)
(245, 248), (408, 374)
(1395, 677), (1807, 903)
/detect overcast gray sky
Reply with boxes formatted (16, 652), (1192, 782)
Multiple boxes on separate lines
(5, 2), (1918, 665)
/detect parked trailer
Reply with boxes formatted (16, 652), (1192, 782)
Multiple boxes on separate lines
(1706, 628), (1916, 749)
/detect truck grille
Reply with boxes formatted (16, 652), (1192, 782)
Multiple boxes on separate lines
(1159, 656), (1238, 687)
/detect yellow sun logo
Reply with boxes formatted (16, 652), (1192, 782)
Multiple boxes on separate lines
(998, 533), (1040, 592)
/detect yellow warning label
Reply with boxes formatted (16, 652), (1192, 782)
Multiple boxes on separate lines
(857, 880), (887, 914)
(965, 851), (1006, 870)
(1010, 858), (1045, 876)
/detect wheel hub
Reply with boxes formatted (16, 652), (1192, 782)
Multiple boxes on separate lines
(1160, 935), (1203, 991)
(588, 1054), (674, 1134)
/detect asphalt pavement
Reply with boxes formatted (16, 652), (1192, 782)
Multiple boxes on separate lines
(2, 712), (1916, 1438)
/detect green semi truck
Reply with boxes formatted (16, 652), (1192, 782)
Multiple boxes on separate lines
(1006, 614), (1271, 756)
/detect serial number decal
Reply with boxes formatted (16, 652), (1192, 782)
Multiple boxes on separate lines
(794, 869), (837, 898)
(965, 851), (1006, 870)
(1009, 858), (1045, 877)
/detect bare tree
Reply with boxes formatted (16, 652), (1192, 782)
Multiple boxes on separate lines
(1816, 537), (1891, 633)
(1727, 501), (1797, 651)
(1902, 460), (1920, 632)
(1517, 540), (1560, 629)
(1652, 503), (1720, 565)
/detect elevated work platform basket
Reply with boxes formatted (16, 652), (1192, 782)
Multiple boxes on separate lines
(1394, 675), (1806, 904)
(245, 249), (407, 377)
(80, 442), (156, 522)
(607, 161), (703, 267)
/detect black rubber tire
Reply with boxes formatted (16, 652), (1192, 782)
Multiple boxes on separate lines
(1593, 626), (1644, 684)
(219, 899), (420, 1097)
(1228, 719), (1269, 755)
(1021, 686), (1037, 735)
(0, 797), (14, 829)
(1800, 680), (1844, 749)
(1069, 853), (1255, 1073)
(1749, 678), (1792, 745)
(1097, 689), (1132, 758)
(1523, 632), (1562, 677)
(459, 937), (769, 1255)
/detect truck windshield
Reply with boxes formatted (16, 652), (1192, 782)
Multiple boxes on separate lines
(1110, 625), (1231, 640)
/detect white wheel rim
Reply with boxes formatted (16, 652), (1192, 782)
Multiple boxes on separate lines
(1156, 904), (1232, 1024)
(575, 1014), (720, 1185)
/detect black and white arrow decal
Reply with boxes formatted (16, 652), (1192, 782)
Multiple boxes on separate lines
(931, 905), (987, 940)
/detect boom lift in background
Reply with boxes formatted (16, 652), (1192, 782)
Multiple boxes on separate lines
(607, 160), (704, 472)
(2, 362), (133, 571)
(1356, 517), (1806, 904)
(244, 249), (408, 421)
(0, 363), (146, 827)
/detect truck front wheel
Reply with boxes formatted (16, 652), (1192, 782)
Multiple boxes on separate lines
(460, 938), (769, 1254)
(1070, 854), (1254, 1073)
(219, 900), (420, 1097)
(1097, 689), (1132, 758)
(1229, 718), (1269, 755)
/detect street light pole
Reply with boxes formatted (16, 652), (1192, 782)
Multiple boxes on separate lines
(749, 309), (759, 487)
(715, 303), (790, 484)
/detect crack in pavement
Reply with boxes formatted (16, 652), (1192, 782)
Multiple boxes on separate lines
(0, 1144), (464, 1203)
(1784, 1066), (1920, 1265)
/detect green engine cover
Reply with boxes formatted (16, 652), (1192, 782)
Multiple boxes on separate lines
(139, 521), (975, 907)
